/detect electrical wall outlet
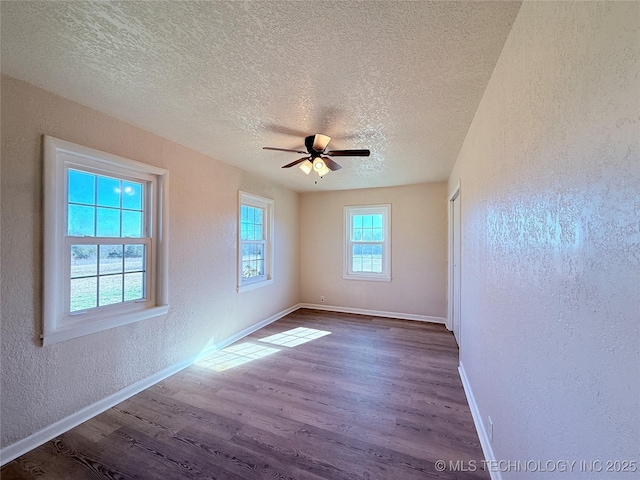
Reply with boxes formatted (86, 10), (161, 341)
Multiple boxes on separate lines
(320, 296), (325, 302)
(488, 416), (494, 443)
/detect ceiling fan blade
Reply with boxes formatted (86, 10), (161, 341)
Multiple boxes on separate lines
(313, 134), (331, 152)
(281, 157), (309, 168)
(263, 146), (307, 154)
(322, 156), (342, 171)
(326, 149), (370, 157)
(264, 123), (309, 138)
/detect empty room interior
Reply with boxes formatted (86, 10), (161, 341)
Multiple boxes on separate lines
(1, 1), (638, 479)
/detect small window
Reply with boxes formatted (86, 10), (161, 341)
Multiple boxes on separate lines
(238, 191), (274, 292)
(43, 136), (169, 345)
(344, 204), (391, 281)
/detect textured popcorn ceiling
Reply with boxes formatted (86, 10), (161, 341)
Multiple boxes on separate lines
(1, 1), (521, 192)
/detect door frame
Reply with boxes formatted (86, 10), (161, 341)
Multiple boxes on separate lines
(447, 180), (461, 337)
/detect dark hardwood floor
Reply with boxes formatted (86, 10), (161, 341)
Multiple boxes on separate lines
(2, 309), (488, 479)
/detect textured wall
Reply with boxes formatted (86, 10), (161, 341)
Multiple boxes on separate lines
(0, 76), (300, 448)
(448, 1), (639, 476)
(300, 183), (447, 318)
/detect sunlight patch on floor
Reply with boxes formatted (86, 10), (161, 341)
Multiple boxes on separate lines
(195, 342), (280, 372)
(259, 327), (331, 347)
(195, 327), (331, 373)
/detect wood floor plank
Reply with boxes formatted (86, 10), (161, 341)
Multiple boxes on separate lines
(2, 310), (489, 479)
(174, 422), (329, 480)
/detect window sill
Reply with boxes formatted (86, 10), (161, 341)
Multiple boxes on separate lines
(343, 274), (392, 282)
(42, 304), (169, 346)
(237, 278), (274, 293)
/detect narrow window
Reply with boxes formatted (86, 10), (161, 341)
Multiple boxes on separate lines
(43, 136), (169, 345)
(238, 191), (274, 292)
(344, 205), (391, 281)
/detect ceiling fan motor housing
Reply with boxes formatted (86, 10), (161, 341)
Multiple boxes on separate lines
(304, 133), (331, 158)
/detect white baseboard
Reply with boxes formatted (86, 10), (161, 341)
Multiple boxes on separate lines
(298, 303), (446, 325)
(0, 304), (299, 466)
(0, 354), (194, 466)
(458, 362), (501, 480)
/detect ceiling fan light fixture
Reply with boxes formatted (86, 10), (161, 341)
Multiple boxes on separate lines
(315, 159), (330, 177)
(299, 160), (312, 175)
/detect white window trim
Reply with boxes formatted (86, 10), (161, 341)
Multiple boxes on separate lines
(43, 136), (169, 346)
(343, 204), (391, 282)
(237, 191), (274, 292)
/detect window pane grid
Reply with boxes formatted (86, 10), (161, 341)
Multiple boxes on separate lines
(240, 204), (266, 280)
(240, 205), (264, 241)
(67, 169), (144, 238)
(70, 243), (146, 312)
(241, 240), (265, 279)
(351, 214), (384, 242)
(238, 192), (273, 290)
(351, 242), (383, 273)
(67, 168), (147, 312)
(345, 206), (390, 280)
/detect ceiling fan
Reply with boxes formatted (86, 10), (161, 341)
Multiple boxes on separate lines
(263, 134), (370, 177)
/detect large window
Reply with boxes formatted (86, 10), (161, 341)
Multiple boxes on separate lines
(344, 204), (391, 281)
(238, 191), (273, 292)
(43, 136), (169, 345)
